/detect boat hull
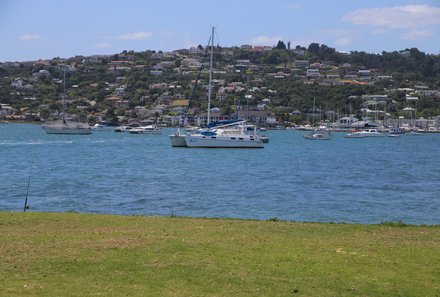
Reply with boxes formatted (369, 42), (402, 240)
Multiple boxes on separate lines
(170, 134), (188, 147)
(184, 135), (264, 148)
(344, 134), (384, 138)
(91, 125), (113, 132)
(42, 126), (92, 134)
(129, 125), (162, 134)
(344, 129), (385, 138)
(260, 136), (269, 143)
(42, 122), (92, 135)
(304, 135), (332, 140)
(304, 131), (332, 140)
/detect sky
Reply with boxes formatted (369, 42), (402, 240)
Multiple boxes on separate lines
(1, 0), (439, 62)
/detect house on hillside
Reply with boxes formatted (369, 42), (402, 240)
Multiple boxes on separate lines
(103, 96), (128, 108)
(181, 58), (201, 68)
(216, 89), (227, 101)
(358, 69), (371, 81)
(149, 83), (167, 90)
(239, 110), (277, 125)
(306, 68), (320, 78)
(294, 60), (309, 68)
(150, 70), (163, 76)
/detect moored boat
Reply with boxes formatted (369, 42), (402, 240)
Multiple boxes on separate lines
(42, 70), (92, 135)
(304, 129), (332, 140)
(129, 125), (162, 134)
(344, 129), (385, 138)
(42, 119), (92, 135)
(91, 123), (114, 131)
(169, 27), (264, 149)
(183, 121), (264, 148)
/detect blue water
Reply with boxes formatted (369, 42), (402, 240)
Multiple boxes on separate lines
(1, 123), (439, 224)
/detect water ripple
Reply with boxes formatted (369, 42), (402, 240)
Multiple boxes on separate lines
(1, 124), (440, 224)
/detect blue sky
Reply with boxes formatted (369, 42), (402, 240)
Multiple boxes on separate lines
(1, 0), (439, 62)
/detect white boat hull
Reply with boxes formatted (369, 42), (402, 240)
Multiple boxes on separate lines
(91, 124), (113, 132)
(304, 131), (332, 140)
(344, 134), (384, 138)
(42, 121), (92, 135)
(170, 134), (188, 147)
(344, 129), (385, 138)
(260, 136), (269, 143)
(184, 135), (264, 148)
(128, 125), (162, 134)
(42, 126), (92, 134)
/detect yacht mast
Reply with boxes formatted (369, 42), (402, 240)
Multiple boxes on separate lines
(207, 27), (214, 126)
(62, 69), (66, 121)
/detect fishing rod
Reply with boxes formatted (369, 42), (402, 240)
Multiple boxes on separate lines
(23, 160), (33, 212)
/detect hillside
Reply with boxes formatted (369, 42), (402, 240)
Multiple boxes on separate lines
(1, 44), (439, 126)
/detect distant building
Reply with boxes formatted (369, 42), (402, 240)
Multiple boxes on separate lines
(294, 60), (309, 68)
(358, 69), (371, 81)
(415, 90), (439, 98)
(216, 91), (227, 101)
(306, 68), (320, 78)
(150, 70), (163, 76)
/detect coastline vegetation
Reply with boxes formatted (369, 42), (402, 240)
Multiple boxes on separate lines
(1, 212), (439, 296)
(1, 45), (439, 126)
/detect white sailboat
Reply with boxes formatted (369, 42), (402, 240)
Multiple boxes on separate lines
(42, 70), (91, 135)
(303, 96), (332, 140)
(42, 119), (92, 134)
(403, 95), (422, 136)
(169, 27), (264, 148)
(184, 120), (263, 148)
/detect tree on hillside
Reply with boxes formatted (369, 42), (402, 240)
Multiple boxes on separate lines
(275, 40), (286, 50)
(308, 43), (320, 54)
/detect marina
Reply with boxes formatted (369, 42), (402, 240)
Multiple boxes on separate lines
(1, 123), (439, 225)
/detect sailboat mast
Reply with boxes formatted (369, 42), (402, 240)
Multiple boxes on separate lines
(207, 27), (214, 126)
(62, 69), (66, 120)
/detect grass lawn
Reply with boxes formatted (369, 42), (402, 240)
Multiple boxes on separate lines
(0, 212), (439, 296)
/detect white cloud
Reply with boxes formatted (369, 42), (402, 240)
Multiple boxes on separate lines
(117, 31), (153, 40)
(401, 29), (433, 41)
(318, 29), (356, 47)
(342, 5), (440, 29)
(249, 36), (283, 45)
(20, 34), (41, 41)
(335, 38), (352, 46)
(94, 42), (110, 48)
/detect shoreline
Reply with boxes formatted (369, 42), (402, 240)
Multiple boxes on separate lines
(2, 210), (440, 227)
(3, 121), (440, 133)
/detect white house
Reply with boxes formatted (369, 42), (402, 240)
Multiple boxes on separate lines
(306, 68), (320, 78)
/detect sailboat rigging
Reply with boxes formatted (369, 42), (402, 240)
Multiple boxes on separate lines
(304, 94), (332, 140)
(42, 69), (92, 135)
(169, 27), (264, 148)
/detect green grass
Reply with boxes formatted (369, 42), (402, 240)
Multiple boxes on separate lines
(1, 212), (439, 296)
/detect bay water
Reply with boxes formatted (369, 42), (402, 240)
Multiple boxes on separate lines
(1, 123), (439, 224)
